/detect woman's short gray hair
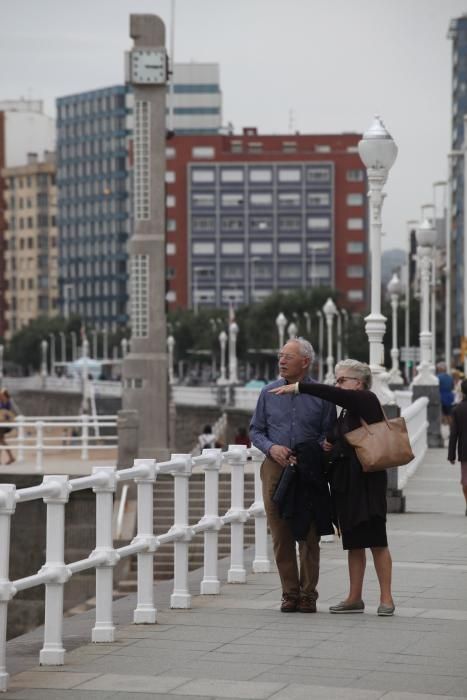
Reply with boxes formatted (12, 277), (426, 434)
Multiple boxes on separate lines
(335, 358), (372, 389)
(294, 337), (315, 365)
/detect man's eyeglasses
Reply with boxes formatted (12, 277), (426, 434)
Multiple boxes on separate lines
(277, 353), (299, 361)
(335, 376), (360, 385)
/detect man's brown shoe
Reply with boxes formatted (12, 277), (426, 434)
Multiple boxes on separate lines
(280, 594), (298, 612)
(297, 595), (317, 613)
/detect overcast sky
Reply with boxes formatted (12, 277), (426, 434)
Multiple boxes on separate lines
(1, 0), (465, 251)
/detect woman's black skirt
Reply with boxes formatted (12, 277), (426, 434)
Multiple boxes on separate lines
(342, 515), (388, 550)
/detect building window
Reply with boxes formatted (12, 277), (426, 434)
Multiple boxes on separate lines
(165, 171), (176, 183)
(166, 290), (177, 302)
(221, 169), (244, 183)
(279, 241), (301, 255)
(347, 241), (364, 254)
(193, 241), (215, 255)
(346, 193), (364, 206)
(347, 218), (364, 230)
(221, 241), (244, 255)
(221, 288), (244, 303)
(192, 168), (215, 183)
(250, 192), (272, 207)
(278, 192), (301, 208)
(193, 216), (215, 231)
(307, 263), (330, 280)
(347, 265), (364, 278)
(166, 195), (176, 208)
(130, 254), (149, 338)
(221, 216), (243, 231)
(278, 168), (301, 183)
(222, 263), (244, 280)
(347, 289), (364, 301)
(307, 216), (330, 230)
(166, 147), (176, 159)
(279, 216), (301, 231)
(134, 100), (151, 220)
(166, 243), (176, 255)
(250, 216), (272, 231)
(192, 146), (215, 159)
(282, 141), (297, 153)
(307, 240), (330, 255)
(192, 192), (215, 207)
(221, 193), (243, 207)
(307, 192), (330, 207)
(167, 219), (177, 231)
(250, 241), (272, 255)
(307, 167), (330, 182)
(279, 264), (301, 280)
(249, 168), (272, 183)
(346, 169), (365, 182)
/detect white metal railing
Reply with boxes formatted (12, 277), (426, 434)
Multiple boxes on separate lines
(399, 396), (429, 489)
(0, 445), (269, 691)
(394, 389), (413, 411)
(171, 385), (219, 407)
(3, 376), (122, 398)
(0, 414), (118, 472)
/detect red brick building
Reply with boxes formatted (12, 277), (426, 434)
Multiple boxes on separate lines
(164, 129), (368, 312)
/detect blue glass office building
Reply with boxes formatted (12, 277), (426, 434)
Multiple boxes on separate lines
(56, 85), (130, 331)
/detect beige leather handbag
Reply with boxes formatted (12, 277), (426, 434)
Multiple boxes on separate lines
(344, 412), (415, 472)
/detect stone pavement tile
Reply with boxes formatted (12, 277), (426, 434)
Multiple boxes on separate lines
(1, 690), (115, 700)
(142, 625), (252, 644)
(443, 679), (467, 697)
(113, 624), (175, 638)
(329, 629), (423, 653)
(383, 693), (461, 700)
(117, 638), (220, 653)
(75, 672), (188, 693)
(253, 671), (360, 688)
(349, 670), (455, 695)
(268, 682), (384, 700)
(385, 653), (467, 676)
(174, 678), (286, 698)
(419, 608), (467, 620)
(70, 654), (177, 675)
(9, 671), (100, 689)
(213, 642), (303, 659)
(198, 649), (295, 666)
(159, 660), (276, 681)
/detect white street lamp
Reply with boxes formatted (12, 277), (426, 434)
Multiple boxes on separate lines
(341, 308), (349, 359)
(413, 219), (438, 385)
(121, 338), (129, 358)
(49, 333), (56, 377)
(276, 312), (287, 350)
(91, 329), (98, 360)
(228, 321), (239, 384)
(40, 339), (48, 389)
(336, 310), (343, 363)
(358, 115), (398, 403)
(81, 337), (90, 414)
(387, 273), (403, 385)
(316, 310), (324, 381)
(287, 322), (298, 340)
(70, 331), (77, 362)
(323, 297), (337, 384)
(303, 311), (311, 336)
(59, 331), (66, 365)
(217, 330), (228, 385)
(167, 335), (175, 384)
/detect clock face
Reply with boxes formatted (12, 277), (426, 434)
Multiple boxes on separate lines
(131, 49), (166, 84)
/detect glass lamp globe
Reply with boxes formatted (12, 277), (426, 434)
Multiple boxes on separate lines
(416, 219), (437, 248)
(358, 115), (398, 171)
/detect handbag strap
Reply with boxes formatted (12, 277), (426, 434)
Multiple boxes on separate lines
(358, 403), (392, 435)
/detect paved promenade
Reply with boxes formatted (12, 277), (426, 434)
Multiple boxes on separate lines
(4, 448), (467, 699)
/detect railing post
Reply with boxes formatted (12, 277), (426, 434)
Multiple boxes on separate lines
(16, 415), (25, 462)
(225, 445), (248, 583)
(39, 475), (71, 665)
(81, 413), (89, 460)
(133, 459), (158, 624)
(250, 447), (271, 573)
(36, 421), (44, 474)
(0, 485), (17, 692)
(91, 466), (118, 642)
(200, 448), (223, 595)
(170, 454), (193, 609)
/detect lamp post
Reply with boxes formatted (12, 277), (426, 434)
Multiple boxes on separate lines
(59, 331), (66, 365)
(303, 311), (311, 336)
(217, 330), (228, 385)
(48, 333), (56, 377)
(167, 335), (175, 384)
(276, 312), (287, 350)
(336, 310), (343, 363)
(121, 338), (128, 358)
(70, 331), (77, 362)
(341, 308), (349, 359)
(81, 337), (90, 414)
(413, 219), (438, 385)
(228, 321), (239, 384)
(287, 322), (298, 340)
(91, 329), (98, 360)
(316, 310), (324, 382)
(250, 256), (261, 303)
(63, 284), (74, 320)
(102, 329), (108, 362)
(387, 273), (403, 385)
(358, 115), (398, 404)
(323, 297), (337, 384)
(40, 339), (48, 389)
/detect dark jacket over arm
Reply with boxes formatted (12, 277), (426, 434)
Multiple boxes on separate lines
(448, 400), (467, 462)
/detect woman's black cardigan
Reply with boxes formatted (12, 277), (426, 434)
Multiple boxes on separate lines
(297, 382), (387, 534)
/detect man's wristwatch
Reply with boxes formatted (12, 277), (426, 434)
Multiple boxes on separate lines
(294, 382), (300, 394)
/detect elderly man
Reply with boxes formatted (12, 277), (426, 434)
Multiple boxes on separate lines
(250, 337), (336, 613)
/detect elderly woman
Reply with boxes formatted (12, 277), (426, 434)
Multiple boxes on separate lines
(270, 358), (395, 616)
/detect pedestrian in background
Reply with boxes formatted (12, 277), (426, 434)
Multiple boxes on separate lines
(448, 378), (467, 516)
(437, 362), (454, 426)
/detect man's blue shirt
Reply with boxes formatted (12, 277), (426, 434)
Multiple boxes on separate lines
(249, 377), (337, 457)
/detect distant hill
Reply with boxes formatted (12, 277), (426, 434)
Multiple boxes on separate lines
(381, 248), (407, 288)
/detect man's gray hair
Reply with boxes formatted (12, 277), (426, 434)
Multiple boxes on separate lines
(335, 358), (372, 390)
(294, 337), (316, 365)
